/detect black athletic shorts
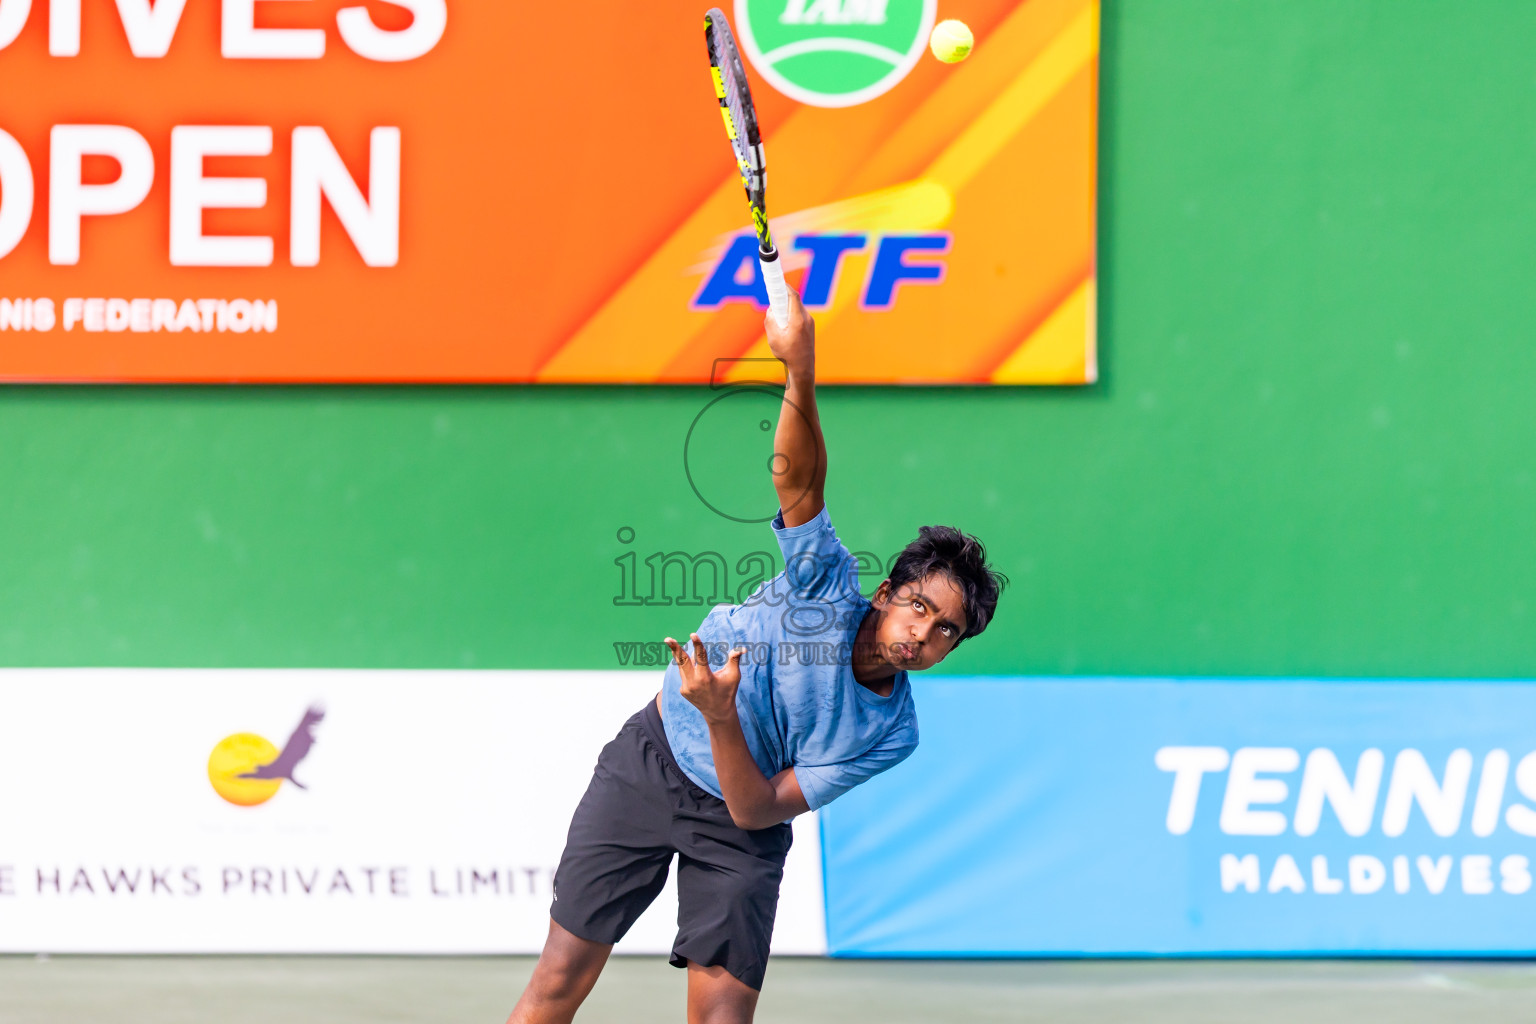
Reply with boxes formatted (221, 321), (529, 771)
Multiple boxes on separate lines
(550, 700), (793, 991)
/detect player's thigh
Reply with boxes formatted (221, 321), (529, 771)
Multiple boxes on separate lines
(672, 820), (793, 991)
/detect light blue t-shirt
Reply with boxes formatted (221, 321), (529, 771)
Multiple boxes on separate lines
(661, 506), (919, 814)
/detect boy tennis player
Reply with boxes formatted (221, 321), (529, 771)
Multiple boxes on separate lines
(508, 295), (1005, 1023)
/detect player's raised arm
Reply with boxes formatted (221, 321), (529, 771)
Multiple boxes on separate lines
(766, 292), (827, 528)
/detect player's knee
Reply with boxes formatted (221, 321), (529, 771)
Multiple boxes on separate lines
(528, 940), (606, 1004)
(528, 958), (593, 1004)
(687, 963), (760, 1024)
(693, 999), (756, 1024)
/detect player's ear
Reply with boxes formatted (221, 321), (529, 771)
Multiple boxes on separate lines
(871, 579), (893, 608)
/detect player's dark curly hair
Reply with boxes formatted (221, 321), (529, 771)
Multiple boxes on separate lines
(886, 526), (1008, 644)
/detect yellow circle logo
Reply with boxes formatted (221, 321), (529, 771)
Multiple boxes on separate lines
(207, 732), (283, 806)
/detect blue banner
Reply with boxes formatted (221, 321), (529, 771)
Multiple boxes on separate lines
(820, 678), (1536, 955)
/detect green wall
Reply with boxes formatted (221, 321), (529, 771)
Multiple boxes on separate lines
(4, 1), (1536, 677)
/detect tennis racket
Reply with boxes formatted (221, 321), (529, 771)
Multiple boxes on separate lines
(704, 7), (792, 328)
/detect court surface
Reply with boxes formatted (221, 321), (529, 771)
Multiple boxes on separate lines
(5, 956), (1536, 1023)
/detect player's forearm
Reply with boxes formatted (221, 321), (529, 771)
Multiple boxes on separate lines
(777, 365), (823, 476)
(765, 293), (826, 525)
(705, 714), (787, 830)
(773, 370), (827, 521)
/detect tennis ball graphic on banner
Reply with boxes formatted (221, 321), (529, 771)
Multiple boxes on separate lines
(929, 19), (973, 63)
(208, 733), (283, 806)
(736, 0), (939, 108)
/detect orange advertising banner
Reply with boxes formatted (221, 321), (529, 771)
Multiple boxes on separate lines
(0, 0), (1096, 383)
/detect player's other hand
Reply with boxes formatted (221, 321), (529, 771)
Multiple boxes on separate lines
(667, 633), (744, 727)
(764, 290), (815, 381)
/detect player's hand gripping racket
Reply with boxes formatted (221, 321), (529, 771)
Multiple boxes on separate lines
(705, 8), (792, 328)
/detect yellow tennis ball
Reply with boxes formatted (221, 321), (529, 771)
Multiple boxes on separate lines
(929, 19), (974, 64)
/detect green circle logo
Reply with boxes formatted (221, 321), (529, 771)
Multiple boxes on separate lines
(735, 0), (938, 108)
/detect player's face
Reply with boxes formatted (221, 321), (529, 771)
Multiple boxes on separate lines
(871, 572), (968, 671)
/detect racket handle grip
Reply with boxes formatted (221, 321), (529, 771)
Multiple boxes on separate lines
(760, 247), (792, 328)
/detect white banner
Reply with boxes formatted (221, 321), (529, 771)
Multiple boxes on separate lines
(0, 669), (827, 955)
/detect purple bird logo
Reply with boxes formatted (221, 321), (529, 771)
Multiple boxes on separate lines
(207, 705), (325, 807)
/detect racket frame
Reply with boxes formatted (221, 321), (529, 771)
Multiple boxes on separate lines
(705, 7), (791, 327)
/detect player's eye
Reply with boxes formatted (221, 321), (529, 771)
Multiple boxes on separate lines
(913, 599), (926, 613)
